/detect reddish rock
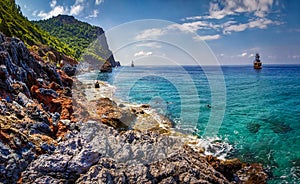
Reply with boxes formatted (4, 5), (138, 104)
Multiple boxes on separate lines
(206, 155), (268, 183)
(57, 70), (73, 87)
(62, 54), (78, 66)
(30, 85), (56, 105)
(51, 97), (73, 120)
(30, 84), (74, 121)
(49, 82), (62, 91)
(100, 61), (112, 73)
(55, 121), (68, 139)
(94, 98), (136, 129)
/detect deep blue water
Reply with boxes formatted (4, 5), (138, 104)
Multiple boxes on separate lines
(97, 65), (300, 183)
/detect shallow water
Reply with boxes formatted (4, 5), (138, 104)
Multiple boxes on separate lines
(94, 65), (300, 183)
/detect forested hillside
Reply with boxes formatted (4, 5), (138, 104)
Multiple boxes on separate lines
(0, 0), (75, 58)
(34, 15), (108, 59)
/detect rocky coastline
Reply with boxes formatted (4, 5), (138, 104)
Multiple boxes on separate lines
(0, 32), (268, 183)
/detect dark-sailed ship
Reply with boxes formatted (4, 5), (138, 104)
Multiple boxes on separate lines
(253, 53), (262, 69)
(131, 60), (134, 67)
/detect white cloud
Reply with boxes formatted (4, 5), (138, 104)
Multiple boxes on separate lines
(292, 55), (300, 59)
(37, 6), (68, 19)
(86, 9), (99, 18)
(136, 42), (162, 48)
(181, 15), (203, 21)
(223, 23), (248, 34)
(135, 28), (166, 40)
(136, 0), (282, 41)
(249, 53), (255, 58)
(206, 0), (274, 19)
(136, 21), (221, 40)
(194, 34), (221, 41)
(223, 18), (280, 34)
(134, 51), (153, 57)
(173, 21), (220, 32)
(95, 0), (104, 5)
(239, 52), (248, 57)
(168, 21), (209, 33)
(36, 0), (104, 20)
(50, 0), (57, 8)
(70, 4), (84, 15)
(32, 10), (38, 16)
(178, 0), (282, 39)
(75, 0), (85, 4)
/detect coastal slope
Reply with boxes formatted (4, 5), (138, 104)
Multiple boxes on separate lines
(0, 31), (268, 183)
(0, 0), (75, 58)
(33, 15), (120, 71)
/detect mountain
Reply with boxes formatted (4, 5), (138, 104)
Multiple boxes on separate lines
(33, 15), (119, 68)
(0, 0), (75, 58)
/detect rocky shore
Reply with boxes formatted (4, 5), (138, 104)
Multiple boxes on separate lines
(0, 32), (268, 183)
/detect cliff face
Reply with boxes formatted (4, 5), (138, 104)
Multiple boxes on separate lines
(0, 32), (74, 183)
(34, 15), (120, 72)
(0, 31), (268, 184)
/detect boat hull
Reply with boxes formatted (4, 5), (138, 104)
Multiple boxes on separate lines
(254, 62), (262, 69)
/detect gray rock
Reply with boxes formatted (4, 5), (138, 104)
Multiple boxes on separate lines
(30, 122), (53, 136)
(17, 92), (33, 107)
(67, 147), (101, 175)
(0, 65), (9, 80)
(52, 112), (60, 126)
(0, 100), (7, 115)
(62, 64), (76, 76)
(38, 88), (59, 98)
(0, 141), (35, 184)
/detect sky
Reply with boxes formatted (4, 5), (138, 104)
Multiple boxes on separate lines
(15, 0), (300, 65)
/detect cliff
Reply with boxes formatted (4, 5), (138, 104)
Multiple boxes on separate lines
(34, 15), (120, 72)
(0, 32), (268, 183)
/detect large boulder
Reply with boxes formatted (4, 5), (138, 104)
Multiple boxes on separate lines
(100, 61), (112, 73)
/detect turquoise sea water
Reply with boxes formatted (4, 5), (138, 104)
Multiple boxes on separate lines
(97, 65), (300, 183)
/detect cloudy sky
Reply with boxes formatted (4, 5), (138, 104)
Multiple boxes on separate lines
(16, 0), (300, 65)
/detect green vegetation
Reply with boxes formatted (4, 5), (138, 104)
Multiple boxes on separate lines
(33, 15), (106, 59)
(0, 0), (75, 58)
(0, 0), (112, 64)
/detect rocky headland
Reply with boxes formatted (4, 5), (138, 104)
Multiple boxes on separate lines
(0, 32), (268, 183)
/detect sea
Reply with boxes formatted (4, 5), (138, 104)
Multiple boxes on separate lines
(93, 65), (300, 183)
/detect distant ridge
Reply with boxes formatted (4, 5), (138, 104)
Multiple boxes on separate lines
(0, 0), (75, 58)
(33, 15), (118, 68)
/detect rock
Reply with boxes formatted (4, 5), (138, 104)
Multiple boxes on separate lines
(39, 88), (59, 98)
(0, 65), (9, 80)
(67, 147), (101, 175)
(236, 163), (268, 183)
(30, 122), (53, 136)
(17, 92), (33, 107)
(247, 122), (261, 133)
(95, 98), (136, 129)
(140, 104), (150, 109)
(51, 112), (60, 126)
(62, 64), (76, 76)
(0, 126), (36, 184)
(51, 97), (73, 120)
(57, 70), (73, 87)
(115, 61), (121, 67)
(100, 61), (112, 73)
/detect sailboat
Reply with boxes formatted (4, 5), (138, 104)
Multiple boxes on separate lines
(131, 60), (134, 67)
(253, 53), (262, 69)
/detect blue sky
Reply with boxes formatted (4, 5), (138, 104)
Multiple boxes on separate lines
(16, 0), (300, 65)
